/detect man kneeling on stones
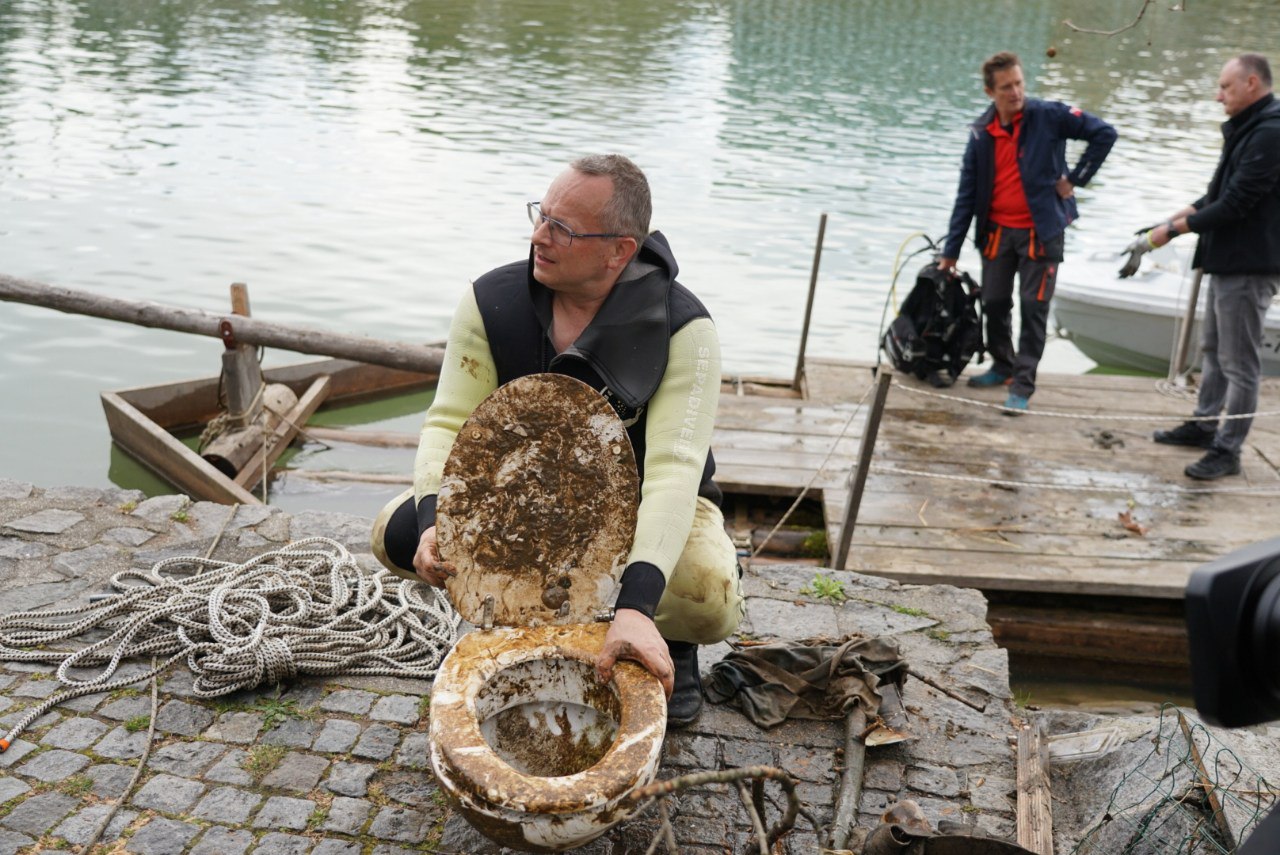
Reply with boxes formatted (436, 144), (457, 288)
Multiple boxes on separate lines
(371, 153), (745, 727)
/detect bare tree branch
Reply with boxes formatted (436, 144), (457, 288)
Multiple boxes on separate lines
(1063, 0), (1155, 36)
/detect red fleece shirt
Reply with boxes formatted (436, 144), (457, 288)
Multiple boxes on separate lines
(987, 113), (1034, 229)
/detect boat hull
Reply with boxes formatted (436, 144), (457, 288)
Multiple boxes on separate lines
(1051, 248), (1280, 376)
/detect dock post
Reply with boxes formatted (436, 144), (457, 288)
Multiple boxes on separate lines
(1016, 720), (1054, 854)
(1168, 268), (1204, 383)
(833, 367), (893, 571)
(222, 283), (263, 428)
(792, 212), (828, 392)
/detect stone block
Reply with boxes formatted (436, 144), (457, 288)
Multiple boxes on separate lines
(129, 495), (190, 526)
(0, 538), (50, 558)
(55, 543), (124, 577)
(189, 826), (254, 855)
(908, 763), (962, 797)
(313, 840), (362, 855)
(321, 796), (372, 834)
(155, 699), (214, 736)
(86, 763), (136, 798)
(205, 749), (253, 786)
(0, 791), (79, 836)
(254, 833), (313, 855)
(16, 747), (91, 781)
(321, 688), (378, 715)
(371, 693), (421, 725)
(60, 691), (109, 713)
(5, 509), (85, 534)
(326, 761), (378, 797)
(252, 795), (316, 831)
(722, 739), (774, 769)
(776, 743), (837, 782)
(865, 758), (905, 791)
(261, 717), (317, 748)
(261, 751), (329, 792)
(148, 740), (225, 776)
(51, 804), (137, 846)
(746, 597), (840, 640)
(41, 717), (110, 750)
(93, 725), (149, 760)
(0, 830), (34, 855)
(379, 770), (438, 807)
(664, 734), (719, 770)
(98, 695), (151, 721)
(314, 719), (361, 754)
(123, 817), (200, 854)
(103, 527), (156, 547)
(369, 805), (431, 843)
(0, 479), (34, 500)
(12, 676), (60, 698)
(202, 710), (262, 744)
(131, 773), (206, 813)
(191, 786), (262, 824)
(0, 777), (31, 804)
(353, 723), (401, 760)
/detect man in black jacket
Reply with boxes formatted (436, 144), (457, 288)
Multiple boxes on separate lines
(1145, 54), (1280, 480)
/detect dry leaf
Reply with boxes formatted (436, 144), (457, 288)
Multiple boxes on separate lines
(1118, 510), (1148, 536)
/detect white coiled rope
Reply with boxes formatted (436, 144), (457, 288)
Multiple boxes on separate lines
(0, 536), (460, 749)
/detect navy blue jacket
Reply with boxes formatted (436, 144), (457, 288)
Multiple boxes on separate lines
(943, 98), (1117, 260)
(1187, 93), (1280, 275)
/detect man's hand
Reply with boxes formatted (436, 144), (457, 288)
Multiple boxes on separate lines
(1056, 176), (1075, 199)
(937, 257), (958, 273)
(596, 608), (674, 698)
(412, 526), (455, 587)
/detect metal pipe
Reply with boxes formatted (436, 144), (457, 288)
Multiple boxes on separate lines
(1169, 268), (1205, 382)
(834, 367), (893, 570)
(793, 213), (828, 391)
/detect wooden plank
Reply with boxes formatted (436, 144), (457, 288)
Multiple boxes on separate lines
(838, 543), (1193, 598)
(235, 376), (332, 491)
(101, 391), (260, 505)
(1017, 720), (1054, 855)
(115, 358), (435, 430)
(304, 426), (418, 448)
(990, 605), (1188, 668)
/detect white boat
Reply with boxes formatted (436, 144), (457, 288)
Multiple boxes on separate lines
(1050, 244), (1280, 376)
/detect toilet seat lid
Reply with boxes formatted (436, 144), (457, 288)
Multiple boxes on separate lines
(436, 373), (639, 627)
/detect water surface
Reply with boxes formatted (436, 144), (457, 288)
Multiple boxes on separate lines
(2, 0), (1276, 510)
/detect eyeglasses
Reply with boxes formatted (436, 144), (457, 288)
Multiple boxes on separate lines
(527, 202), (622, 247)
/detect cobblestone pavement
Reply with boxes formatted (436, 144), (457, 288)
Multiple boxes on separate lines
(0, 480), (1021, 854)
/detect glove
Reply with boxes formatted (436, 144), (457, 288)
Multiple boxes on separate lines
(1118, 232), (1155, 278)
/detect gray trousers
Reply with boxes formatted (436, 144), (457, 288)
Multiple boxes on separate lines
(980, 226), (1063, 398)
(1194, 273), (1280, 453)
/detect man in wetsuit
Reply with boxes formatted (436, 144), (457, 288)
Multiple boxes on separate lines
(371, 154), (744, 727)
(940, 51), (1116, 412)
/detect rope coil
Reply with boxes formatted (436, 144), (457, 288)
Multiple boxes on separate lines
(0, 537), (460, 749)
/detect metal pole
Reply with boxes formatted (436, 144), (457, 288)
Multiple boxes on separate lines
(1169, 268), (1204, 383)
(834, 367), (893, 570)
(792, 213), (828, 391)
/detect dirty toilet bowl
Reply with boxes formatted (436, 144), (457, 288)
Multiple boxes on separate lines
(429, 622), (666, 852)
(424, 374), (670, 852)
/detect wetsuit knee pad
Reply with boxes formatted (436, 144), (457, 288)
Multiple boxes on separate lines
(370, 487), (419, 577)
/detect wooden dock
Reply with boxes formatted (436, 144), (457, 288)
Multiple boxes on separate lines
(717, 357), (1280, 598)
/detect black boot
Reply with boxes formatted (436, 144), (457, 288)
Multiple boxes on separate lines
(666, 640), (703, 728)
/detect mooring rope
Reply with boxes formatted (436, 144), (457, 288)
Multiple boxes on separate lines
(892, 381), (1280, 422)
(872, 463), (1280, 497)
(0, 536), (460, 750)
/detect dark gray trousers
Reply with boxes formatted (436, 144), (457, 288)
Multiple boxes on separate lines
(980, 226), (1063, 399)
(1194, 273), (1280, 453)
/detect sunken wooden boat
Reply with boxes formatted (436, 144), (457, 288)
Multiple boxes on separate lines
(101, 357), (437, 505)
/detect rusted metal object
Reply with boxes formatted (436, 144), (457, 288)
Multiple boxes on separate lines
(436, 373), (639, 628)
(429, 622), (666, 852)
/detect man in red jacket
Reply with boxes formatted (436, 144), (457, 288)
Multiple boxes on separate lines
(940, 51), (1116, 413)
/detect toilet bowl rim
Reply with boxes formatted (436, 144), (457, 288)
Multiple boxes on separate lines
(429, 623), (667, 813)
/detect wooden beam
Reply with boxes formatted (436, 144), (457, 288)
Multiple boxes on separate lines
(101, 391), (260, 505)
(1016, 720), (1054, 855)
(1, 273), (444, 374)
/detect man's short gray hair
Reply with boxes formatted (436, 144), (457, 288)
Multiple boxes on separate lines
(1236, 53), (1273, 89)
(570, 154), (652, 243)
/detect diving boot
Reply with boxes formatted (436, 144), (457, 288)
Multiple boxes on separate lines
(666, 640), (703, 728)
